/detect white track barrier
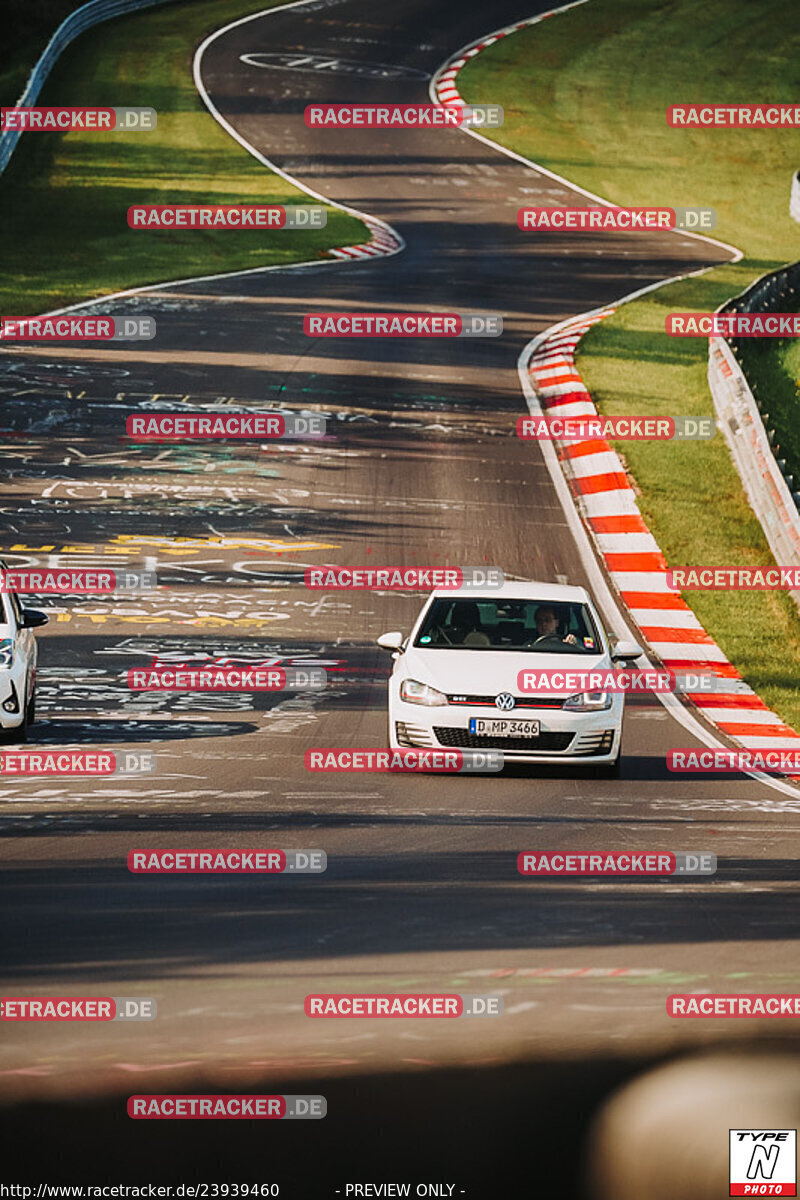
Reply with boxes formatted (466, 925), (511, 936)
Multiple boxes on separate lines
(709, 334), (800, 612)
(791, 169), (800, 223)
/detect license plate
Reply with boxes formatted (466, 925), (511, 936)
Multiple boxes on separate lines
(469, 718), (540, 737)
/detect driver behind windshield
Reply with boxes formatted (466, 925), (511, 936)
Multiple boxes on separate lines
(415, 598), (598, 651)
(531, 605), (578, 646)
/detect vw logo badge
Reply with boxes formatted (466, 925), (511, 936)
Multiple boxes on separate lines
(495, 692), (515, 711)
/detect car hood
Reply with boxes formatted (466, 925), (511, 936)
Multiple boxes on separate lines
(400, 647), (611, 693)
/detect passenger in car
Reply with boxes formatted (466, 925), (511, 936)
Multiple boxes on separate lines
(449, 601), (491, 647)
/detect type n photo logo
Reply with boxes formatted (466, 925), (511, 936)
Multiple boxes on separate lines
(730, 1130), (796, 1195)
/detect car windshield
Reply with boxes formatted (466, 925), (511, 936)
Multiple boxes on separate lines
(413, 597), (604, 653)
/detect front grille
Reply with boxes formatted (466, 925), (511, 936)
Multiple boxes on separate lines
(447, 694), (565, 709)
(434, 727), (574, 752)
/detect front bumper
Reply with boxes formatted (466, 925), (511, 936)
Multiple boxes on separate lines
(389, 697), (623, 764)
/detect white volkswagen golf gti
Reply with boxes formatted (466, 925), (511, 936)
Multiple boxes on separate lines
(378, 581), (641, 776)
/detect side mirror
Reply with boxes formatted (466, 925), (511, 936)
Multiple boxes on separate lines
(377, 631), (405, 652)
(20, 609), (49, 630)
(611, 639), (642, 662)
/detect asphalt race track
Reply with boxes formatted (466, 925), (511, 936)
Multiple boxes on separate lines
(1, 0), (799, 1192)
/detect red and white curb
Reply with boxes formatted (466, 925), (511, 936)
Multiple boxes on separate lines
(328, 218), (404, 261)
(435, 20), (534, 106)
(528, 311), (800, 752)
(433, 2), (588, 109)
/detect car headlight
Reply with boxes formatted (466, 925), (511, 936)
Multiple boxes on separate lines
(563, 691), (612, 712)
(0, 639), (12, 669)
(400, 679), (448, 706)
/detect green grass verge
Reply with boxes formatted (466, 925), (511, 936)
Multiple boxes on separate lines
(460, 0), (800, 728)
(0, 0), (367, 313)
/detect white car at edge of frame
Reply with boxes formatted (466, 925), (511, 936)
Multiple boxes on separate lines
(377, 581), (642, 777)
(0, 559), (49, 743)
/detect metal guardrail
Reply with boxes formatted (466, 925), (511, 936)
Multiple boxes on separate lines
(722, 260), (800, 322)
(720, 261), (800, 505)
(0, 0), (173, 176)
(709, 336), (800, 610)
(709, 261), (800, 608)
